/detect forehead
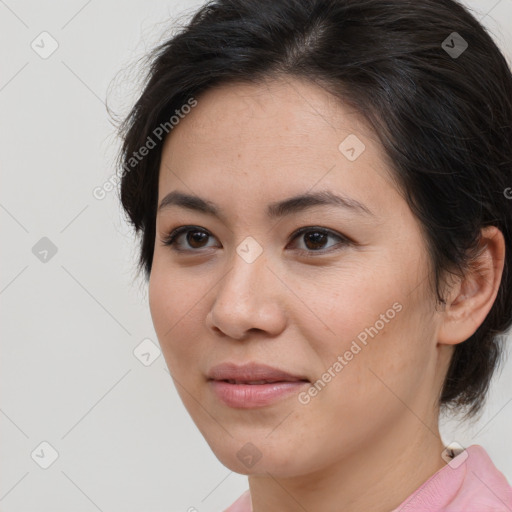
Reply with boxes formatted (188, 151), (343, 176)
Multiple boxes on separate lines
(157, 77), (398, 218)
(163, 77), (375, 151)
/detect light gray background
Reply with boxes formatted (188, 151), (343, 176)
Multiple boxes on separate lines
(1, 1), (511, 511)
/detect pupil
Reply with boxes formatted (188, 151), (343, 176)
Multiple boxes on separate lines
(188, 231), (208, 248)
(305, 232), (326, 250)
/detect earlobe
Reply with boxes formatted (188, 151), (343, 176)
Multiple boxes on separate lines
(437, 226), (506, 346)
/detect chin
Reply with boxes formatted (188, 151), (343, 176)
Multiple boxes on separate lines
(205, 434), (310, 477)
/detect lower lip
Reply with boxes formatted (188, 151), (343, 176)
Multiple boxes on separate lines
(208, 380), (309, 408)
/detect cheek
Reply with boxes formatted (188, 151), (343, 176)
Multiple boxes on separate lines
(294, 313), (431, 457)
(148, 265), (205, 372)
(148, 266), (173, 336)
(303, 262), (433, 403)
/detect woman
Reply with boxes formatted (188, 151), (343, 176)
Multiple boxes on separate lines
(115, 0), (512, 510)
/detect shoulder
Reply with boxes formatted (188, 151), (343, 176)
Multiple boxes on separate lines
(392, 444), (512, 512)
(447, 444), (512, 511)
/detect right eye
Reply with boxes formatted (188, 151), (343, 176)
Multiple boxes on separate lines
(161, 226), (218, 252)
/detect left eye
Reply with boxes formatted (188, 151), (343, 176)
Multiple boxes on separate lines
(161, 226), (350, 255)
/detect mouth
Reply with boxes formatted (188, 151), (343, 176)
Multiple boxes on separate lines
(206, 362), (310, 408)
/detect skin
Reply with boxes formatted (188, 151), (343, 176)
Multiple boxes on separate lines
(148, 76), (505, 512)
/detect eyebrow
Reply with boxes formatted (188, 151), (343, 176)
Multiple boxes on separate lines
(157, 189), (375, 220)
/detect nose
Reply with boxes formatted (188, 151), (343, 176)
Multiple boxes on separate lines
(205, 249), (287, 340)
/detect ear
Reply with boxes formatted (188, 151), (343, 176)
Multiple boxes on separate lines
(437, 226), (506, 346)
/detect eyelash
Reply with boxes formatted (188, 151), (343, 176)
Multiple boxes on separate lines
(160, 225), (351, 257)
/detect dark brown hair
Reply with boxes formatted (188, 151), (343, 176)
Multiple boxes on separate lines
(114, 0), (512, 421)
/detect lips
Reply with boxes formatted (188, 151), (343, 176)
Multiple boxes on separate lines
(207, 362), (310, 408)
(207, 361), (309, 384)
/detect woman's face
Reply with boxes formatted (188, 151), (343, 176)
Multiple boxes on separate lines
(149, 77), (450, 477)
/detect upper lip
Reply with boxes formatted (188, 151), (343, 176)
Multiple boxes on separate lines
(207, 362), (309, 383)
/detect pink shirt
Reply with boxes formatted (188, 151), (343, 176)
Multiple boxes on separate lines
(224, 445), (512, 511)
